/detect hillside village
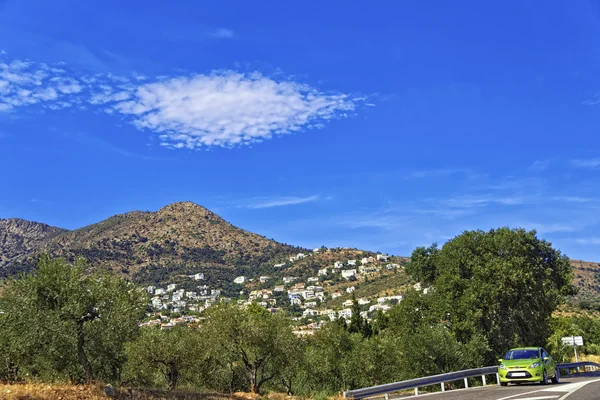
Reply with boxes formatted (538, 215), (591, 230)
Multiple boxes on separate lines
(142, 248), (420, 334)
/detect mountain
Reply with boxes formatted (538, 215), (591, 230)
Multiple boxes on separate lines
(0, 202), (302, 285)
(1, 201), (600, 308)
(0, 218), (67, 267)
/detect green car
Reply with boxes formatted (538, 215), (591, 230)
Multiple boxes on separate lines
(498, 347), (559, 386)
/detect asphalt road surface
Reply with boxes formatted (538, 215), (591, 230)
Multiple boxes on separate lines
(396, 372), (600, 400)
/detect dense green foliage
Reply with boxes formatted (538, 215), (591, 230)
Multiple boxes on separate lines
(0, 227), (587, 397)
(0, 256), (147, 383)
(405, 228), (575, 363)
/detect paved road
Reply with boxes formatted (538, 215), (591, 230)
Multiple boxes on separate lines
(397, 373), (600, 400)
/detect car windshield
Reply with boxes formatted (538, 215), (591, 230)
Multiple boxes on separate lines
(504, 349), (539, 360)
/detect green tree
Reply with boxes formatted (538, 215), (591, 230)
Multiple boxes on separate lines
(348, 293), (371, 338)
(203, 302), (297, 393)
(405, 228), (574, 361)
(124, 326), (207, 390)
(0, 256), (147, 383)
(405, 244), (439, 285)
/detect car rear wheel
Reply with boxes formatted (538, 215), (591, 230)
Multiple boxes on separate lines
(541, 370), (548, 385)
(551, 369), (560, 384)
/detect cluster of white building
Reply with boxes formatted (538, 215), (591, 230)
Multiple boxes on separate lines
(147, 283), (221, 314)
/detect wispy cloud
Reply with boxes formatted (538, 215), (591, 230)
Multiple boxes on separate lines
(0, 53), (359, 150)
(552, 196), (591, 203)
(530, 160), (550, 171)
(520, 222), (579, 234)
(208, 28), (234, 39)
(576, 237), (600, 245)
(572, 158), (600, 168)
(246, 195), (320, 209)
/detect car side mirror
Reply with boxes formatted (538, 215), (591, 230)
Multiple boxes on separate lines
(498, 359), (503, 363)
(543, 357), (549, 361)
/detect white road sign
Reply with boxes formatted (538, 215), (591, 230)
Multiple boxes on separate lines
(561, 336), (584, 346)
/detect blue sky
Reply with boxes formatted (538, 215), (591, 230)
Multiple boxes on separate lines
(1, 0), (599, 261)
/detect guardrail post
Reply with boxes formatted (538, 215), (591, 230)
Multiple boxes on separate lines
(414, 387), (418, 396)
(496, 373), (500, 385)
(384, 394), (389, 400)
(464, 377), (469, 388)
(441, 382), (445, 392)
(482, 375), (486, 386)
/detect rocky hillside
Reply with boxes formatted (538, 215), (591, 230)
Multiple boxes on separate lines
(1, 202), (599, 307)
(0, 218), (66, 267)
(0, 202), (301, 280)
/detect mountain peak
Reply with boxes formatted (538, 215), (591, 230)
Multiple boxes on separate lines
(157, 201), (223, 220)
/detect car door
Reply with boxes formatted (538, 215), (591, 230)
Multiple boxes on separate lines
(541, 348), (555, 376)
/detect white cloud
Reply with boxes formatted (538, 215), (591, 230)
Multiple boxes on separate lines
(520, 222), (578, 234)
(552, 196), (591, 203)
(108, 72), (356, 149)
(209, 28), (234, 39)
(0, 56), (83, 111)
(0, 55), (359, 149)
(575, 237), (600, 245)
(247, 195), (320, 209)
(572, 158), (600, 168)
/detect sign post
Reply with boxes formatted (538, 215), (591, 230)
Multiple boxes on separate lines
(561, 336), (584, 370)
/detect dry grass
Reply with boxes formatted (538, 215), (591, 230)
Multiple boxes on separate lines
(0, 383), (231, 400)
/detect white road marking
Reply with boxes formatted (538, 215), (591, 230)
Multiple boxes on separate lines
(557, 378), (600, 400)
(509, 397), (558, 400)
(497, 379), (600, 400)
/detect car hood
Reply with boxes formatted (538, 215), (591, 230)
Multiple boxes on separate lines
(501, 358), (541, 368)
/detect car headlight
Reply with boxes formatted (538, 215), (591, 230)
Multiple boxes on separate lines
(528, 361), (541, 369)
(499, 364), (507, 370)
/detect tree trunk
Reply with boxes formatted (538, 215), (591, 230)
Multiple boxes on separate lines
(76, 320), (93, 384)
(249, 367), (258, 393)
(167, 362), (179, 390)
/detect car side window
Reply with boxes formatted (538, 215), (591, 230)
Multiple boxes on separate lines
(542, 349), (548, 359)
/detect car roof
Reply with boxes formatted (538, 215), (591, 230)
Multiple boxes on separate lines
(507, 347), (540, 351)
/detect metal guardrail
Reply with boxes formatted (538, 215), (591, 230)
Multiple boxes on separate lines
(343, 366), (498, 399)
(557, 361), (600, 373)
(343, 362), (600, 399)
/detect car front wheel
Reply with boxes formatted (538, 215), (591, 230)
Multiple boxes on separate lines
(551, 369), (560, 384)
(541, 370), (548, 385)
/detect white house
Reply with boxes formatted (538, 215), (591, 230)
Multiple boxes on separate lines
(413, 282), (422, 291)
(147, 286), (156, 294)
(234, 276), (246, 284)
(331, 292), (342, 299)
(313, 248), (320, 253)
(296, 253), (307, 259)
(358, 298), (370, 305)
(192, 273), (205, 280)
(346, 286), (356, 293)
(361, 257), (375, 265)
(347, 260), (357, 266)
(360, 265), (380, 274)
(307, 277), (319, 283)
(342, 299), (354, 308)
(334, 261), (343, 269)
(376, 254), (389, 261)
(290, 297), (302, 305)
(167, 284), (177, 292)
(341, 269), (357, 279)
(303, 309), (319, 317)
(274, 263), (286, 268)
(259, 276), (270, 283)
(304, 301), (318, 308)
(283, 276), (298, 284)
(338, 308), (353, 319)
(274, 285), (285, 292)
(155, 288), (166, 295)
(318, 268), (329, 276)
(385, 263), (400, 270)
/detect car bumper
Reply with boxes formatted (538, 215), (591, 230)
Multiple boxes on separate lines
(499, 367), (544, 383)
